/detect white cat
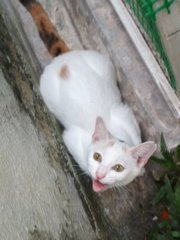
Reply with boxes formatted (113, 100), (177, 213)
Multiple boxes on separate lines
(40, 50), (157, 192)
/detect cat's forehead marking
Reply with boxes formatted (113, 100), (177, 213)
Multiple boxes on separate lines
(105, 140), (127, 151)
(60, 64), (69, 80)
(106, 140), (115, 147)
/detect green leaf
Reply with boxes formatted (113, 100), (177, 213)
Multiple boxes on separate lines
(164, 175), (174, 203)
(158, 220), (169, 229)
(160, 133), (173, 162)
(170, 219), (179, 229)
(151, 184), (168, 205)
(176, 144), (180, 159)
(175, 186), (180, 208)
(160, 133), (168, 152)
(171, 231), (180, 238)
(151, 175), (174, 205)
(151, 156), (176, 169)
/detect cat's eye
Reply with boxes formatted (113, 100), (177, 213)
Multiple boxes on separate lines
(112, 164), (124, 172)
(93, 152), (102, 162)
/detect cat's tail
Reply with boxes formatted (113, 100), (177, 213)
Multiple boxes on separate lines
(19, 0), (70, 57)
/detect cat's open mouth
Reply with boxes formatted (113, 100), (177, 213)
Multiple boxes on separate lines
(92, 179), (108, 192)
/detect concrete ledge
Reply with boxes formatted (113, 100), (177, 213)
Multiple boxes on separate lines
(111, 0), (180, 119)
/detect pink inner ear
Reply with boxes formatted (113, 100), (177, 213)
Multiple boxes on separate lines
(92, 117), (109, 143)
(131, 141), (157, 167)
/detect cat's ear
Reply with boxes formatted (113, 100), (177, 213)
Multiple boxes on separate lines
(92, 117), (110, 143)
(130, 141), (157, 167)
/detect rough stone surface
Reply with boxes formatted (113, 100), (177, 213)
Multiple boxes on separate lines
(0, 65), (96, 240)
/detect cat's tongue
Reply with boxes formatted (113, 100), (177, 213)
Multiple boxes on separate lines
(92, 179), (107, 192)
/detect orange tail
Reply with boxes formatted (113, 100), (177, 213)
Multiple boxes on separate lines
(19, 0), (70, 57)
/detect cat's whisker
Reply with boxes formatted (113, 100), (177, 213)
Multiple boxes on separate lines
(70, 163), (79, 168)
(78, 172), (88, 176)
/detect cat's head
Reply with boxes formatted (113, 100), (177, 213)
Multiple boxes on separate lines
(87, 117), (157, 192)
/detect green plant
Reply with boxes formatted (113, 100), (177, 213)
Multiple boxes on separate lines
(148, 134), (180, 240)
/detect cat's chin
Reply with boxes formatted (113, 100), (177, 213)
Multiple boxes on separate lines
(92, 179), (108, 192)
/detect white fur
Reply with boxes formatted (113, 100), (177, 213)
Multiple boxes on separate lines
(40, 50), (156, 192)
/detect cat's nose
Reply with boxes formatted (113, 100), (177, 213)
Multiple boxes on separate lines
(96, 169), (106, 180)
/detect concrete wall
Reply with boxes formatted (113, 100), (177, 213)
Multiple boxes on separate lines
(0, 70), (96, 240)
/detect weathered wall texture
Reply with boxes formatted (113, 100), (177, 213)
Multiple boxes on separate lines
(0, 0), (179, 239)
(157, 1), (180, 95)
(0, 70), (96, 240)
